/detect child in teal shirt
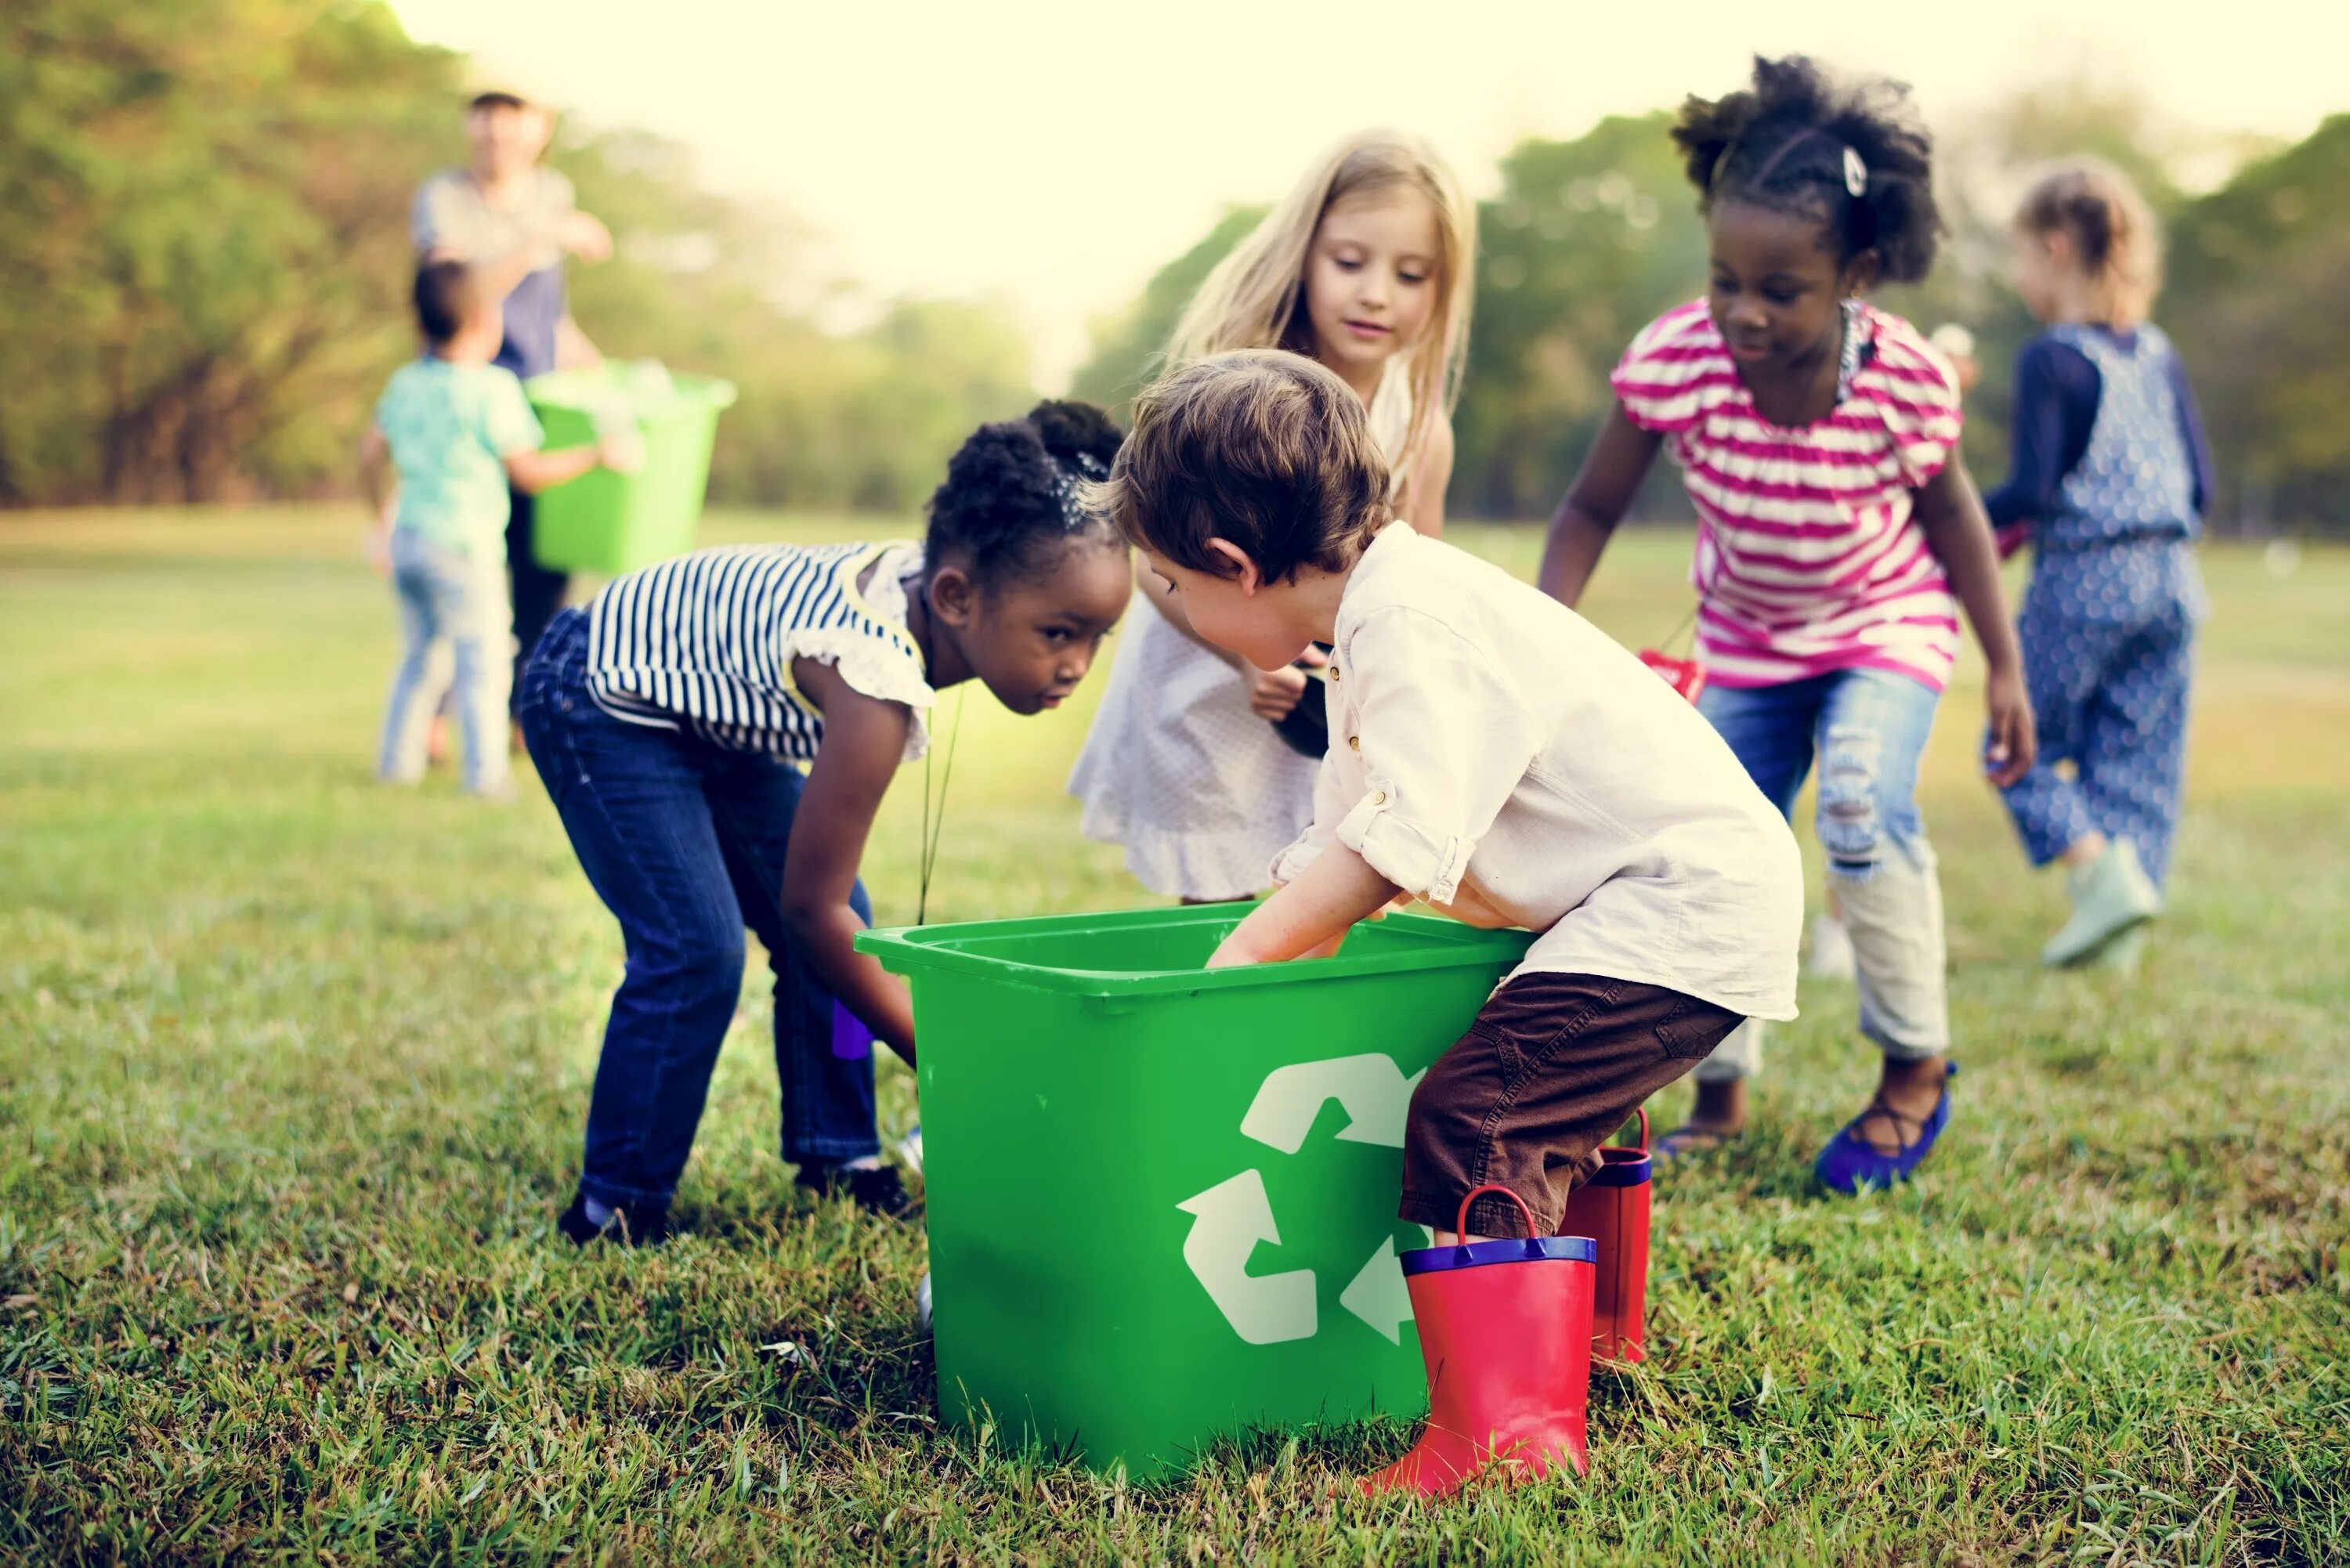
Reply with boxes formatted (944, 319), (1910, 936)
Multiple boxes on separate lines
(361, 261), (630, 794)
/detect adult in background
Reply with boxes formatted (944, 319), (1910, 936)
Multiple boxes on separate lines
(413, 89), (613, 721)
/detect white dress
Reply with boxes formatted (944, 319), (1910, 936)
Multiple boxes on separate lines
(1070, 363), (1416, 899)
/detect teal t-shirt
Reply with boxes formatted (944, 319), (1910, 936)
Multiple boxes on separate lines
(374, 357), (545, 558)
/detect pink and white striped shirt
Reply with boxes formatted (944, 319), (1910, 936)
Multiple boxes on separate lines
(1612, 300), (1965, 692)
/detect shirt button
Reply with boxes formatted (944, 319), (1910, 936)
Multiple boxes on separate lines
(1348, 735), (1361, 750)
(1328, 665), (1340, 682)
(1372, 789), (1387, 805)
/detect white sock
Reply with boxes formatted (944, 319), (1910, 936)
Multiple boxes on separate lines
(838, 1155), (885, 1172)
(582, 1194), (615, 1227)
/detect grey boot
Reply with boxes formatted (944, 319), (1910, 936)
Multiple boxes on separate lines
(2044, 840), (2162, 968)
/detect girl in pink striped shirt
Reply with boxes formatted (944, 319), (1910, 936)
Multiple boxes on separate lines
(1541, 56), (2036, 1194)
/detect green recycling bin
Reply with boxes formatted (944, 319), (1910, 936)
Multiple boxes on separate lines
(856, 903), (1534, 1479)
(525, 364), (738, 576)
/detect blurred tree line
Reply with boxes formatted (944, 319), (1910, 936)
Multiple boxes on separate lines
(0, 0), (1033, 512)
(1076, 94), (2350, 537)
(5, 1), (2345, 533)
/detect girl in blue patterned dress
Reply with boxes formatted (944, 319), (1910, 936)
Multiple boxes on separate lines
(518, 404), (1133, 1243)
(1987, 160), (2214, 967)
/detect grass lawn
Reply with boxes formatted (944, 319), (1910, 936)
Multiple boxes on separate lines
(2, 506), (2345, 1563)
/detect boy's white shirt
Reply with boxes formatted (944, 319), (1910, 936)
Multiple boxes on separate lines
(1272, 523), (1802, 1021)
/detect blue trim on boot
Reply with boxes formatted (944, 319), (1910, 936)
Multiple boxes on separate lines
(1813, 1063), (1958, 1195)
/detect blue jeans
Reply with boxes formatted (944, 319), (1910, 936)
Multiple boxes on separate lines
(379, 529), (510, 793)
(518, 609), (880, 1209)
(1694, 668), (1950, 1080)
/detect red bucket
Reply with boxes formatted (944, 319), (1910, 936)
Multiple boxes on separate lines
(1636, 648), (1708, 704)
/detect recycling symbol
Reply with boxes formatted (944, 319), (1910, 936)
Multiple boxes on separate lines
(1174, 1053), (1430, 1346)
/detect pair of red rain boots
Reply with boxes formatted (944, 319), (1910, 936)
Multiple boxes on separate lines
(1363, 1118), (1654, 1499)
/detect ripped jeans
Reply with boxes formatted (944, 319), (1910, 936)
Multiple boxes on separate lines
(1694, 668), (1949, 1082)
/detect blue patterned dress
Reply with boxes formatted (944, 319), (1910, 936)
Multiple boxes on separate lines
(1994, 323), (2207, 887)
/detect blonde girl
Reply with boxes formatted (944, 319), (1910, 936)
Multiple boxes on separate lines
(1985, 158), (2213, 968)
(1070, 130), (1477, 901)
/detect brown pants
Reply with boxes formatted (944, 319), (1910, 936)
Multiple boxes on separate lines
(1399, 972), (1742, 1239)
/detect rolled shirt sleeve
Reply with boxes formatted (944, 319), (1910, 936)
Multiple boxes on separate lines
(1322, 607), (1543, 908)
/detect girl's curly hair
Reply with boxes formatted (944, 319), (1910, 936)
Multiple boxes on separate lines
(926, 400), (1125, 589)
(1672, 55), (1943, 284)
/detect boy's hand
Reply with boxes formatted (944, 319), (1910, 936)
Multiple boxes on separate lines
(558, 210), (613, 265)
(1982, 665), (2037, 788)
(364, 513), (393, 579)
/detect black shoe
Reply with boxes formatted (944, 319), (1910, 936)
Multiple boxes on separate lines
(795, 1161), (917, 1219)
(557, 1191), (672, 1247)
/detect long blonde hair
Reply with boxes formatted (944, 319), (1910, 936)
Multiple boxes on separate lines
(2015, 157), (2163, 327)
(1166, 130), (1476, 510)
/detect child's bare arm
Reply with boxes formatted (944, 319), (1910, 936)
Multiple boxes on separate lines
(779, 661), (919, 1061)
(358, 428), (394, 573)
(358, 427), (392, 515)
(504, 431), (637, 495)
(1207, 844), (1401, 969)
(1914, 462), (2037, 786)
(1538, 405), (1662, 607)
(502, 444), (599, 495)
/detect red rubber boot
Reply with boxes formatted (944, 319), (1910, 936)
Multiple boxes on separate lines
(1560, 1108), (1654, 1362)
(1363, 1185), (1596, 1498)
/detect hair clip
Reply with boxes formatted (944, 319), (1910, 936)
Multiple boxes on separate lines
(1843, 146), (1869, 199)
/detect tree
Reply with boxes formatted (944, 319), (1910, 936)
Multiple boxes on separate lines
(1455, 114), (1707, 520)
(2167, 116), (2350, 530)
(0, 0), (457, 504)
(0, 0), (1038, 514)
(1068, 206), (1265, 421)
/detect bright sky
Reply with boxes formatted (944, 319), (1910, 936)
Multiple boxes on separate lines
(389, 0), (2348, 389)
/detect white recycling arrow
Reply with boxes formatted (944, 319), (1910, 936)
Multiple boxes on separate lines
(1174, 1169), (1317, 1345)
(1240, 1054), (1425, 1154)
(1339, 1234), (1414, 1343)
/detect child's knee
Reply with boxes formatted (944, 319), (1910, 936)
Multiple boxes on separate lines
(637, 928), (747, 1003)
(1815, 724), (1918, 876)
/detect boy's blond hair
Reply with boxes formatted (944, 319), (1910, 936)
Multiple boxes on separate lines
(1094, 350), (1389, 584)
(1167, 131), (1476, 509)
(2015, 157), (2163, 327)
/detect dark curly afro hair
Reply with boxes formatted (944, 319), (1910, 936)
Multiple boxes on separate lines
(1672, 54), (1942, 284)
(925, 399), (1126, 590)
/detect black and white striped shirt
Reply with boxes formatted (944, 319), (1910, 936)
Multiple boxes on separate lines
(584, 541), (933, 762)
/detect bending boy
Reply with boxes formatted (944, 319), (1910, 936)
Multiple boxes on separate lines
(1096, 349), (1802, 1245)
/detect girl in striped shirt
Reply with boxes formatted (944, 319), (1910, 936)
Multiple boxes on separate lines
(518, 403), (1133, 1244)
(1540, 56), (2036, 1194)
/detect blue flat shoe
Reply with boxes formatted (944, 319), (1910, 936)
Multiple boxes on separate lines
(1813, 1064), (1957, 1195)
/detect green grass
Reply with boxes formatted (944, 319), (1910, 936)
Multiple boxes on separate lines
(2, 506), (2345, 1563)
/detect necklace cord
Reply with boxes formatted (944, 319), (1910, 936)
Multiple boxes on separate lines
(916, 685), (966, 927)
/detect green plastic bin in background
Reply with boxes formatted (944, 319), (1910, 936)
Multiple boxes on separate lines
(856, 904), (1535, 1479)
(525, 367), (738, 576)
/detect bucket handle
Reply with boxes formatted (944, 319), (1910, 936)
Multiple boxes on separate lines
(1623, 1106), (1650, 1154)
(1455, 1183), (1538, 1240)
